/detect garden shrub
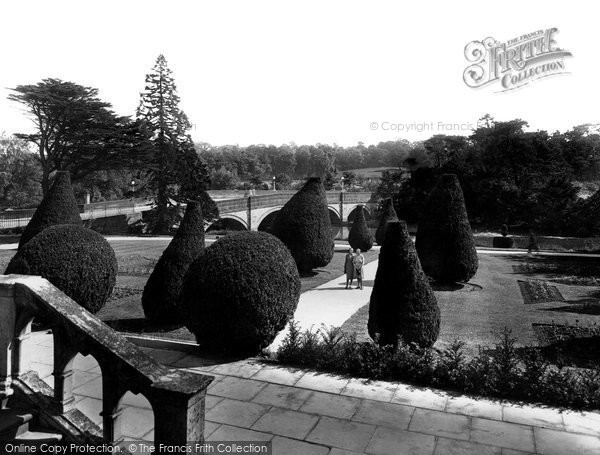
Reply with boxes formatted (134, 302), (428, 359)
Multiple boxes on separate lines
(142, 201), (205, 324)
(415, 174), (478, 283)
(270, 177), (334, 273)
(348, 205), (373, 251)
(369, 221), (440, 348)
(6, 224), (117, 314)
(182, 231), (300, 355)
(375, 198), (398, 245)
(275, 325), (600, 411)
(493, 223), (514, 248)
(19, 171), (82, 248)
(493, 236), (514, 248)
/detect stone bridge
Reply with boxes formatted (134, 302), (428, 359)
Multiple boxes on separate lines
(0, 191), (377, 233)
(211, 191), (376, 231)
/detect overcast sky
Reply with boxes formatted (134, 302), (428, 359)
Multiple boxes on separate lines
(0, 0), (596, 146)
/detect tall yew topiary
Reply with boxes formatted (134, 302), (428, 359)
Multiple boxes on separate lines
(415, 174), (478, 283)
(348, 205), (373, 251)
(368, 221), (440, 348)
(142, 201), (205, 324)
(19, 171), (82, 248)
(375, 198), (399, 245)
(270, 177), (334, 273)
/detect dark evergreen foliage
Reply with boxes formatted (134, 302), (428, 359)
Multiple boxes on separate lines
(563, 188), (600, 237)
(368, 221), (440, 348)
(493, 237), (514, 248)
(375, 198), (399, 245)
(142, 201), (205, 324)
(269, 177), (334, 273)
(19, 172), (82, 248)
(415, 174), (478, 283)
(8, 79), (148, 194)
(182, 231), (300, 355)
(7, 224), (117, 314)
(348, 206), (373, 251)
(137, 55), (212, 233)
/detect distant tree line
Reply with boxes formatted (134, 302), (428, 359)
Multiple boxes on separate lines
(196, 140), (414, 190)
(376, 115), (600, 236)
(4, 73), (600, 238)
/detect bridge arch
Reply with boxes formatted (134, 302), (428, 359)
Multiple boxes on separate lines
(256, 207), (281, 232)
(328, 207), (342, 238)
(347, 204), (373, 223)
(327, 205), (341, 220)
(206, 214), (248, 233)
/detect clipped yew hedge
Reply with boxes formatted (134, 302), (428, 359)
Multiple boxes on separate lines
(6, 224), (117, 314)
(375, 198), (399, 246)
(142, 201), (205, 324)
(182, 231), (300, 355)
(19, 171), (81, 249)
(369, 221), (440, 348)
(415, 174), (478, 283)
(348, 205), (373, 251)
(270, 177), (334, 273)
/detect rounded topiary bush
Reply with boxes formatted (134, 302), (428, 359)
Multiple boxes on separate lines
(375, 198), (399, 246)
(6, 224), (117, 314)
(270, 177), (334, 273)
(348, 206), (373, 251)
(182, 231), (301, 355)
(142, 201), (205, 324)
(19, 171), (82, 249)
(415, 174), (478, 283)
(368, 221), (440, 348)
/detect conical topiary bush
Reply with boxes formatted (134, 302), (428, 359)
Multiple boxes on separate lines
(415, 174), (478, 283)
(270, 177), (334, 273)
(375, 198), (399, 245)
(19, 171), (82, 248)
(368, 220), (440, 348)
(348, 205), (373, 251)
(142, 201), (205, 324)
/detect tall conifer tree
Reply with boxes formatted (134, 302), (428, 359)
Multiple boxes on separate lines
(137, 55), (214, 233)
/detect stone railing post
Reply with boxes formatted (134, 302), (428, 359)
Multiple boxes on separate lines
(101, 375), (126, 444)
(339, 192), (345, 238)
(247, 196), (253, 231)
(0, 283), (15, 408)
(151, 371), (213, 446)
(52, 328), (79, 413)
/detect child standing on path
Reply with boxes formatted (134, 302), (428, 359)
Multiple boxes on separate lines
(353, 248), (365, 290)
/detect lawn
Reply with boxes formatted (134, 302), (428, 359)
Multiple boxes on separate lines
(97, 238), (380, 342)
(4, 235), (599, 367)
(340, 251), (600, 368)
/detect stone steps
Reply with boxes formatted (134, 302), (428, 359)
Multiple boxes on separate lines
(0, 406), (62, 443)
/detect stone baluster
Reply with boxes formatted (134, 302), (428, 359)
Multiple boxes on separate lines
(0, 283), (15, 409)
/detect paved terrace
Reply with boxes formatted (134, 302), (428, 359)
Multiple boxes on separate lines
(23, 331), (600, 455)
(21, 251), (600, 455)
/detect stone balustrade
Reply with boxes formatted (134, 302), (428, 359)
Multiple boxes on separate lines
(0, 275), (213, 445)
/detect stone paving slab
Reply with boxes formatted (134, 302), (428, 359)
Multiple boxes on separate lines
(20, 322), (600, 455)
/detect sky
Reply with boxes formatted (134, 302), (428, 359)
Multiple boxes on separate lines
(0, 0), (597, 147)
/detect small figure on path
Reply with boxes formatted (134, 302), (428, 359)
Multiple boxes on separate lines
(527, 229), (539, 254)
(353, 248), (365, 289)
(344, 248), (355, 289)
